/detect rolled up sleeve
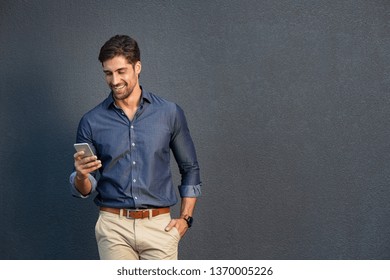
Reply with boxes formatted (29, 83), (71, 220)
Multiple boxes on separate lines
(69, 171), (97, 198)
(179, 183), (202, 197)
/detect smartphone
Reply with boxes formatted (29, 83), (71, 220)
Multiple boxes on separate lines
(74, 143), (95, 157)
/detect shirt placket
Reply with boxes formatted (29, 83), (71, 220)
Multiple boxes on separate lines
(129, 104), (143, 208)
(130, 121), (140, 207)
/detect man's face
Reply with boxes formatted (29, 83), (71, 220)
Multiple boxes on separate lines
(102, 55), (141, 101)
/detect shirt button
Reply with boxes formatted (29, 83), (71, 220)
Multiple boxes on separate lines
(130, 125), (134, 129)
(132, 161), (136, 165)
(132, 143), (135, 147)
(134, 197), (138, 200)
(133, 179), (136, 183)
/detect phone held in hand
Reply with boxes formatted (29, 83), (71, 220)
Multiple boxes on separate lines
(74, 143), (95, 157)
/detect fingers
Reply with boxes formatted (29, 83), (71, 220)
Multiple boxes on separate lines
(165, 219), (176, 232)
(165, 219), (188, 238)
(74, 151), (102, 175)
(73, 151), (93, 161)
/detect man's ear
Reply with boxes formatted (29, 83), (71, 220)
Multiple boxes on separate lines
(135, 61), (142, 75)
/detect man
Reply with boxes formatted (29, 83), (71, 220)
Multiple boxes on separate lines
(69, 35), (201, 260)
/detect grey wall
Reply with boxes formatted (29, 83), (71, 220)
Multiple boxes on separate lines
(1, 0), (390, 259)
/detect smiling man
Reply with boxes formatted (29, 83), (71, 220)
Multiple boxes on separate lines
(69, 35), (201, 260)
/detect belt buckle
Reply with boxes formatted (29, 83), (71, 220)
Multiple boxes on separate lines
(125, 209), (151, 219)
(125, 209), (135, 219)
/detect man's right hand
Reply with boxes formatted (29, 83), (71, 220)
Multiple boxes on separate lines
(73, 151), (102, 195)
(74, 151), (102, 178)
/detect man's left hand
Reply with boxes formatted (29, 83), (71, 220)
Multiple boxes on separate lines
(165, 218), (188, 238)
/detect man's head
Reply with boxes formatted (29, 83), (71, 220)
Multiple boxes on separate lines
(99, 35), (142, 101)
(98, 35), (141, 66)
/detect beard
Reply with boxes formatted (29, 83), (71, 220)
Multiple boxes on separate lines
(111, 82), (136, 101)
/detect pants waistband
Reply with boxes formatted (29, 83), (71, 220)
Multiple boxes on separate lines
(99, 207), (170, 219)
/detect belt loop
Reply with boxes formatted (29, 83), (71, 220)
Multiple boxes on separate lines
(148, 209), (152, 220)
(119, 209), (123, 219)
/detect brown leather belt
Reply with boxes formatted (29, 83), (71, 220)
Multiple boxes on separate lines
(100, 207), (170, 219)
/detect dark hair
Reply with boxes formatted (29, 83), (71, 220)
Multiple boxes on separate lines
(98, 35), (140, 65)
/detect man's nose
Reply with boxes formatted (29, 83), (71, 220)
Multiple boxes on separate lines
(112, 73), (121, 85)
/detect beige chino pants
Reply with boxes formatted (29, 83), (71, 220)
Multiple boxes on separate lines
(95, 210), (180, 260)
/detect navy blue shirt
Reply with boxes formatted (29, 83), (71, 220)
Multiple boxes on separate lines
(70, 89), (201, 208)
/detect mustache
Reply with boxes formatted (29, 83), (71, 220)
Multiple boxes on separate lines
(110, 82), (127, 88)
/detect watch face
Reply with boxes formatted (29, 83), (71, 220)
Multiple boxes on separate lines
(186, 216), (193, 227)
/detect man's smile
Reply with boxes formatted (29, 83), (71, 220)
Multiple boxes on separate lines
(113, 84), (126, 90)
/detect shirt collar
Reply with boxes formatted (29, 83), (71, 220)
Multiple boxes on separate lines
(104, 86), (152, 109)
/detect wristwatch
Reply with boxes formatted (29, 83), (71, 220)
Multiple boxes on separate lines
(182, 216), (193, 228)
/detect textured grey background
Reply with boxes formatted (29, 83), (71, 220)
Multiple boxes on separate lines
(1, 0), (390, 259)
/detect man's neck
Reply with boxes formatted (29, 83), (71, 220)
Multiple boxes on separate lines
(114, 86), (142, 120)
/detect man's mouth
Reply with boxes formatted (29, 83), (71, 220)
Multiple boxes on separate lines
(112, 84), (126, 90)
